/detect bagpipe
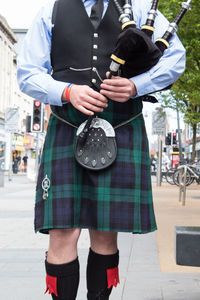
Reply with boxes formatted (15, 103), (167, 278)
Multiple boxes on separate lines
(109, 0), (191, 78)
(74, 0), (192, 171)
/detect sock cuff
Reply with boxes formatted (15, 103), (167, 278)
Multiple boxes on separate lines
(88, 248), (119, 268)
(45, 257), (79, 277)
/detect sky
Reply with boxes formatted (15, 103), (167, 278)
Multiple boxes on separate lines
(0, 0), (48, 28)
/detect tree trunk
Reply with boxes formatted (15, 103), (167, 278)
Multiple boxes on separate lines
(192, 123), (197, 162)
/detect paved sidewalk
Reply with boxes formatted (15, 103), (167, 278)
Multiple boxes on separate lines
(154, 182), (200, 273)
(0, 175), (200, 299)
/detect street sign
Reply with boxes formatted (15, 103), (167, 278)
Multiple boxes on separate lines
(152, 109), (166, 136)
(5, 108), (19, 132)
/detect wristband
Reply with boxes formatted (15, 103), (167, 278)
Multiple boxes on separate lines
(64, 83), (74, 103)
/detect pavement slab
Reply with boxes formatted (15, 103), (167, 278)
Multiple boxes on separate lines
(153, 182), (200, 273)
(1, 175), (200, 299)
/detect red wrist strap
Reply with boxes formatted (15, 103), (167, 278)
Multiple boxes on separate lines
(64, 83), (74, 103)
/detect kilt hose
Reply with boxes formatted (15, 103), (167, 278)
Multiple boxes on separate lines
(35, 112), (157, 234)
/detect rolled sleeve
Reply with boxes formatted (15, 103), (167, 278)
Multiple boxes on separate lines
(47, 80), (67, 106)
(130, 72), (153, 97)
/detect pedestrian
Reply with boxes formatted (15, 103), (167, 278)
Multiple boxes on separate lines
(12, 152), (18, 174)
(17, 0), (186, 299)
(22, 154), (28, 173)
(162, 153), (170, 172)
(16, 154), (22, 171)
(150, 155), (156, 172)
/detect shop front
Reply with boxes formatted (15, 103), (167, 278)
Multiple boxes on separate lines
(0, 119), (6, 172)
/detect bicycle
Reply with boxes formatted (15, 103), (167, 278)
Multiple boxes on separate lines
(165, 167), (177, 185)
(173, 164), (200, 186)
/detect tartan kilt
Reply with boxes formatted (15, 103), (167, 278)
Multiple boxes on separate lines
(35, 112), (157, 234)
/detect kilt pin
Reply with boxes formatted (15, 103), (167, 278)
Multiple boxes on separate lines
(35, 107), (157, 234)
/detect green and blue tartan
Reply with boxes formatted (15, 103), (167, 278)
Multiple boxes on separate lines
(35, 101), (157, 234)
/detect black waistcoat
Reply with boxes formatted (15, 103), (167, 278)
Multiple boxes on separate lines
(50, 0), (143, 127)
(51, 0), (122, 85)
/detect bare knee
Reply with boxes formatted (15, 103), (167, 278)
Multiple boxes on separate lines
(89, 230), (118, 255)
(50, 228), (81, 247)
(48, 228), (81, 264)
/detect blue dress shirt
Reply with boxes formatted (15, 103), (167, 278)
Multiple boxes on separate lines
(17, 0), (186, 106)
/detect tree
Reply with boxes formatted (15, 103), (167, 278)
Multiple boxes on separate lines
(158, 0), (200, 161)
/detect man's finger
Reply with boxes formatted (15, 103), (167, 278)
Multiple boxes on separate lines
(83, 102), (104, 112)
(86, 95), (108, 108)
(105, 72), (120, 79)
(100, 83), (127, 92)
(88, 89), (108, 103)
(100, 90), (128, 99)
(102, 78), (125, 86)
(77, 105), (94, 116)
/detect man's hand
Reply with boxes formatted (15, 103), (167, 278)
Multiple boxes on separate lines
(63, 85), (108, 116)
(100, 73), (137, 103)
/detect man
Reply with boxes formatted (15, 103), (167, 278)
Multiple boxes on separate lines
(17, 0), (185, 299)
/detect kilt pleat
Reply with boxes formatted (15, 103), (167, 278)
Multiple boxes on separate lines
(35, 112), (157, 234)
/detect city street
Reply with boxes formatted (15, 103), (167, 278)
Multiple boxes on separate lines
(0, 0), (200, 299)
(0, 175), (200, 300)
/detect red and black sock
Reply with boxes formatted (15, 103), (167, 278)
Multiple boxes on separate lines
(86, 248), (119, 300)
(45, 257), (79, 300)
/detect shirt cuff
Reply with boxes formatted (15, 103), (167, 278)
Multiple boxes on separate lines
(131, 71), (154, 97)
(47, 80), (67, 106)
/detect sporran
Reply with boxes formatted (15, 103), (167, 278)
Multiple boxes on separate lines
(74, 117), (117, 171)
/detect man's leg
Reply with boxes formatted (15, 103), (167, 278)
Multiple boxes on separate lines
(45, 228), (81, 300)
(87, 230), (119, 300)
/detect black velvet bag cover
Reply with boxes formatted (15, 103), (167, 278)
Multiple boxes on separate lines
(112, 25), (162, 78)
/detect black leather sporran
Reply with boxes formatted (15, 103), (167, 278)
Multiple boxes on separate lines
(74, 117), (117, 171)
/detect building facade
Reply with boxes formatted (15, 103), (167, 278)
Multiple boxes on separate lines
(0, 17), (37, 172)
(185, 123), (200, 161)
(0, 15), (17, 170)
(0, 18), (49, 175)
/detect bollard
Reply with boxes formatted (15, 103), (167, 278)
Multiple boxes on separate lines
(178, 168), (183, 203)
(178, 166), (187, 206)
(175, 226), (200, 267)
(182, 165), (187, 206)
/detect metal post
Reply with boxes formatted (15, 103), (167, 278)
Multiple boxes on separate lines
(182, 165), (187, 206)
(157, 135), (162, 186)
(178, 166), (187, 205)
(8, 133), (13, 182)
(177, 108), (183, 163)
(35, 133), (39, 181)
(179, 168), (183, 202)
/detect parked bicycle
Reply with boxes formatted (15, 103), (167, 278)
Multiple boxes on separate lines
(173, 164), (200, 186)
(165, 167), (177, 185)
